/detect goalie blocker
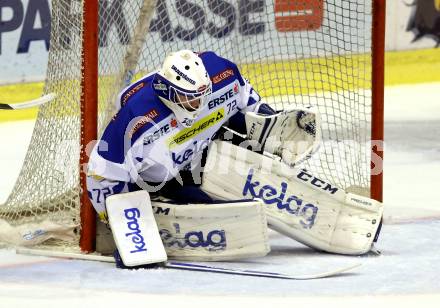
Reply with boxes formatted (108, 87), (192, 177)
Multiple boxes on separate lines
(201, 141), (383, 255)
(106, 191), (270, 267)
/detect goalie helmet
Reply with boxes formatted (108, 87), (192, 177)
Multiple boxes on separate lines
(152, 50), (212, 127)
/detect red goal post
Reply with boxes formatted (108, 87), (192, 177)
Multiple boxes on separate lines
(371, 0), (385, 203)
(80, 0), (99, 252)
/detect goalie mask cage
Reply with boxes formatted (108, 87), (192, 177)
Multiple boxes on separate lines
(0, 0), (384, 252)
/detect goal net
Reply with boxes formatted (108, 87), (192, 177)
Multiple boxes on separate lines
(0, 0), (384, 252)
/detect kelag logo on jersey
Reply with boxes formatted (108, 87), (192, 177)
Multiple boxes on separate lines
(168, 108), (225, 148)
(171, 135), (213, 166)
(242, 169), (318, 229)
(160, 223), (226, 251)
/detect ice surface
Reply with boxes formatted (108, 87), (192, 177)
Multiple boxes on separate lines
(0, 83), (439, 307)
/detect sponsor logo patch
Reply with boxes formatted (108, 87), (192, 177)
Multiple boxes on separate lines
(212, 69), (234, 84)
(153, 80), (167, 91)
(208, 88), (238, 109)
(167, 108), (225, 148)
(128, 109), (159, 138)
(143, 119), (177, 145)
(171, 65), (196, 85)
(121, 82), (145, 106)
(296, 170), (338, 194)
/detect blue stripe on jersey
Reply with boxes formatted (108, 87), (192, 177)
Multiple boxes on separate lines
(200, 51), (262, 111)
(200, 51), (246, 91)
(98, 77), (172, 164)
(119, 78), (148, 108)
(247, 96), (258, 107)
(246, 87), (261, 108)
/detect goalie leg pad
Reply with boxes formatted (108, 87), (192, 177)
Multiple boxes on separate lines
(151, 199), (270, 261)
(201, 141), (384, 255)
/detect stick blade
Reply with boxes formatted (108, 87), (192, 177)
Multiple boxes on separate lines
(0, 93), (56, 110)
(165, 261), (362, 280)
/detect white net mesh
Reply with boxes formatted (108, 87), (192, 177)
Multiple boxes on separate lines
(0, 0), (374, 249)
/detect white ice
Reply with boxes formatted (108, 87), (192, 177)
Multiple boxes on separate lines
(0, 82), (440, 307)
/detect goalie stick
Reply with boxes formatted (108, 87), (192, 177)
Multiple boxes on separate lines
(16, 247), (361, 280)
(0, 93), (56, 110)
(120, 0), (158, 89)
(164, 261), (361, 280)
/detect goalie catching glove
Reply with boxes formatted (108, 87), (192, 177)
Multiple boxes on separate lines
(245, 105), (321, 166)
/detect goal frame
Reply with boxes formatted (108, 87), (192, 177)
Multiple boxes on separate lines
(80, 0), (98, 253)
(78, 0), (386, 252)
(371, 0), (385, 203)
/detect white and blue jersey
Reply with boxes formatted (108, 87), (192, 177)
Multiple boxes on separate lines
(87, 51), (262, 218)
